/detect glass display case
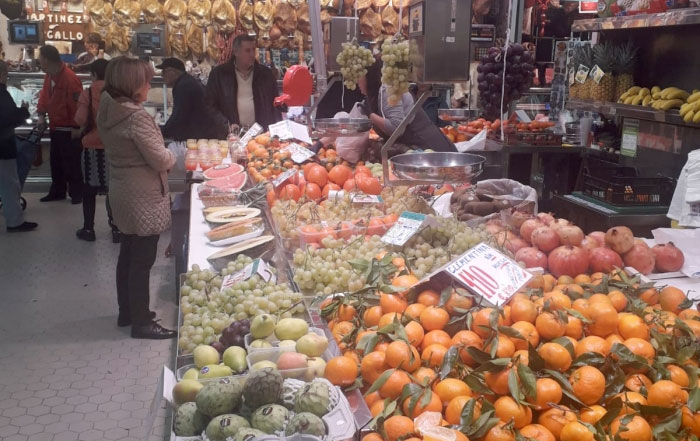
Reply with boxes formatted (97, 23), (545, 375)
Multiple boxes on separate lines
(515, 87), (552, 120)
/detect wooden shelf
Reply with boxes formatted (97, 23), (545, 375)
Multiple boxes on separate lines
(572, 8), (700, 32)
(565, 98), (700, 127)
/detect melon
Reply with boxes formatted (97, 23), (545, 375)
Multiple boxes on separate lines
(203, 163), (244, 180)
(207, 236), (275, 270)
(203, 174), (247, 191)
(205, 207), (261, 226)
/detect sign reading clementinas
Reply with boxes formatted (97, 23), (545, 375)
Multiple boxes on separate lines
(29, 12), (86, 41)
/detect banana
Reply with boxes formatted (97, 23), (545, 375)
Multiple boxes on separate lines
(684, 110), (695, 123)
(681, 103), (692, 116)
(642, 95), (653, 106)
(694, 111), (700, 123)
(687, 91), (700, 103)
(659, 99), (684, 110)
(620, 91), (631, 101)
(653, 92), (662, 100)
(660, 87), (680, 99)
(667, 90), (690, 100)
(627, 86), (641, 95)
(651, 86), (661, 94)
(638, 88), (650, 97)
(631, 95), (644, 105)
(624, 96), (635, 105)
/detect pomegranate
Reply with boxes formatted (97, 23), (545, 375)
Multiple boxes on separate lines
(485, 220), (505, 235)
(531, 226), (560, 253)
(549, 218), (571, 232)
(587, 231), (606, 247)
(580, 238), (599, 256)
(557, 225), (585, 247)
(536, 212), (555, 226)
(520, 219), (544, 244)
(652, 242), (685, 272)
(605, 226), (635, 254)
(589, 247), (624, 273)
(496, 230), (529, 254)
(510, 211), (531, 229)
(515, 247), (548, 269)
(623, 243), (656, 275)
(548, 245), (590, 278)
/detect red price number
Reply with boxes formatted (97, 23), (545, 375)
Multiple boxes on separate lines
(455, 265), (500, 298)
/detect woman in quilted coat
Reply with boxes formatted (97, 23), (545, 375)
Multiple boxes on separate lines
(97, 57), (176, 340)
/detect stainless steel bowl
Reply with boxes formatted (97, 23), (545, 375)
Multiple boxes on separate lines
(312, 118), (372, 136)
(438, 108), (479, 122)
(390, 152), (486, 183)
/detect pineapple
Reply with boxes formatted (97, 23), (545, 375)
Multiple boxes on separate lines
(614, 41), (638, 101)
(591, 42), (616, 102)
(578, 45), (594, 100)
(569, 46), (584, 99)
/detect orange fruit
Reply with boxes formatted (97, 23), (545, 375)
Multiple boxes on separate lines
(683, 319), (700, 338)
(361, 351), (389, 385)
(433, 378), (471, 406)
(452, 431), (469, 441)
(682, 407), (700, 437)
(413, 367), (437, 386)
(445, 290), (474, 316)
(483, 334), (516, 359)
(614, 391), (647, 415)
(519, 424), (555, 441)
(356, 330), (377, 348)
(324, 356), (359, 387)
(405, 320), (425, 347)
(659, 286), (687, 314)
(337, 304), (357, 321)
(544, 291), (572, 311)
(484, 422), (515, 441)
(370, 400), (385, 417)
(535, 312), (566, 341)
(623, 338), (655, 364)
(570, 366), (606, 405)
(362, 433), (384, 441)
(357, 175), (382, 195)
(610, 415), (652, 441)
(564, 315), (583, 340)
(422, 330), (452, 351)
(363, 306), (383, 327)
(378, 369), (412, 399)
(332, 321), (354, 343)
(638, 287), (659, 305)
(493, 396), (532, 429)
(586, 302), (619, 337)
(322, 183), (341, 198)
(580, 405), (606, 425)
(417, 289), (441, 306)
(537, 406), (577, 441)
(421, 344), (448, 368)
(574, 274), (592, 284)
(391, 274), (420, 297)
(380, 293), (407, 314)
(405, 303), (427, 320)
(402, 389), (443, 418)
(625, 374), (652, 392)
(647, 380), (687, 408)
(385, 341), (421, 372)
(667, 364), (690, 387)
(471, 308), (503, 339)
(279, 184), (301, 201)
(608, 290), (628, 312)
(572, 298), (591, 318)
(528, 378), (562, 410)
(383, 415), (415, 441)
(538, 342), (572, 372)
(511, 321), (540, 351)
(513, 349), (529, 366)
(378, 312), (402, 329)
(444, 396), (479, 425)
(484, 366), (511, 396)
(560, 422), (594, 441)
(606, 334), (624, 346)
(510, 298), (538, 324)
(364, 391), (382, 408)
(679, 309), (700, 320)
(328, 164), (353, 186)
(618, 314), (650, 340)
(420, 306), (450, 331)
(450, 330), (483, 366)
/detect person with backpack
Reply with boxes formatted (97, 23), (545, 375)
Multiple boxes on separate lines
(74, 59), (121, 242)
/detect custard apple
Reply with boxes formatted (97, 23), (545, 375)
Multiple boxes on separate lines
(286, 412), (326, 437)
(243, 368), (283, 410)
(251, 404), (289, 434)
(205, 414), (250, 441)
(173, 402), (207, 436)
(294, 381), (331, 417)
(233, 428), (268, 441)
(196, 377), (244, 417)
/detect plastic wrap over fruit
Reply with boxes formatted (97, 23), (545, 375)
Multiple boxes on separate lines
(85, 0), (113, 27)
(239, 0), (256, 33)
(188, 0), (213, 27)
(142, 0), (165, 24)
(165, 0), (189, 28)
(113, 0), (141, 27)
(211, 0), (238, 33)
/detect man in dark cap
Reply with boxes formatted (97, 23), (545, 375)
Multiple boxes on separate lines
(158, 58), (227, 141)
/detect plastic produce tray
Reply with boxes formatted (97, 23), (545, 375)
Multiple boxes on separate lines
(582, 173), (674, 207)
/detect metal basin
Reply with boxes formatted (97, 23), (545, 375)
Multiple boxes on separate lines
(312, 118), (372, 136)
(390, 152), (485, 183)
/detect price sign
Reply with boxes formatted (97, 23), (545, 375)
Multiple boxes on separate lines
(272, 168), (298, 188)
(240, 123), (263, 146)
(445, 243), (532, 306)
(283, 143), (315, 163)
(620, 118), (639, 158)
(351, 194), (383, 204)
(221, 259), (276, 288)
(269, 121), (294, 140)
(381, 211), (426, 246)
(590, 64), (605, 85)
(269, 120), (313, 144)
(575, 65), (590, 84)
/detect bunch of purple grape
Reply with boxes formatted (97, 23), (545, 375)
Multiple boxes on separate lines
(211, 319), (251, 354)
(477, 43), (535, 120)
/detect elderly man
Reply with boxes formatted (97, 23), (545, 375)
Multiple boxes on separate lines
(0, 60), (37, 232)
(206, 34), (281, 130)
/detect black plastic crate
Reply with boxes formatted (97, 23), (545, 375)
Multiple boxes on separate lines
(582, 173), (674, 207)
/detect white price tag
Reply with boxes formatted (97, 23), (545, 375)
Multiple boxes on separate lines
(351, 194), (383, 204)
(269, 121), (294, 140)
(575, 65), (590, 84)
(283, 142), (315, 163)
(620, 118), (639, 158)
(445, 243), (533, 306)
(269, 120), (312, 144)
(272, 168), (298, 188)
(590, 64), (605, 85)
(381, 211), (426, 246)
(240, 123), (263, 146)
(221, 259), (276, 288)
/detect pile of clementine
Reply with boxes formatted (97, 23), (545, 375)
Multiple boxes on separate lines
(322, 267), (700, 441)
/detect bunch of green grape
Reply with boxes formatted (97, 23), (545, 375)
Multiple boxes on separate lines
(381, 39), (410, 105)
(336, 42), (375, 90)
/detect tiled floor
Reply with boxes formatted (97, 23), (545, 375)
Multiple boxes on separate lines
(0, 193), (177, 441)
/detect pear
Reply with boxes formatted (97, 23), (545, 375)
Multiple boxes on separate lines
(274, 318), (309, 341)
(193, 345), (220, 369)
(172, 379), (203, 405)
(278, 340), (297, 352)
(183, 368), (199, 380)
(250, 314), (276, 339)
(251, 360), (278, 371)
(304, 357), (327, 382)
(250, 339), (273, 349)
(222, 346), (247, 374)
(198, 364), (233, 379)
(295, 333), (329, 358)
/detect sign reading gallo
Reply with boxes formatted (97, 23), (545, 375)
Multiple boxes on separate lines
(28, 12), (86, 41)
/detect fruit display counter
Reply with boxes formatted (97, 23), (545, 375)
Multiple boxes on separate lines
(169, 127), (700, 441)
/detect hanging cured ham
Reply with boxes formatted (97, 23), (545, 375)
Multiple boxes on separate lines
(239, 0), (256, 35)
(169, 29), (190, 58)
(85, 0), (113, 27)
(382, 3), (399, 35)
(211, 0), (237, 33)
(373, 0), (389, 7)
(165, 0), (188, 28)
(357, 0), (372, 9)
(273, 0), (297, 36)
(187, 24), (205, 58)
(113, 0), (140, 27)
(297, 2), (310, 34)
(207, 34), (222, 61)
(360, 7), (382, 39)
(188, 0), (212, 28)
(142, 0), (165, 24)
(107, 23), (130, 53)
(254, 0), (274, 39)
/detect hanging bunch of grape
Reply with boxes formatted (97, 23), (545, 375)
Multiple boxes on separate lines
(336, 41), (375, 90)
(381, 39), (410, 105)
(477, 43), (535, 119)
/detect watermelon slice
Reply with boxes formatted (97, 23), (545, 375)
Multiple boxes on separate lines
(204, 173), (247, 191)
(202, 163), (244, 180)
